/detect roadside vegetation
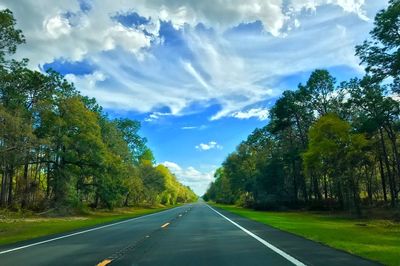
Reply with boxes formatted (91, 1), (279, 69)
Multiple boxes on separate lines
(213, 204), (400, 266)
(204, 1), (400, 216)
(0, 205), (176, 246)
(0, 10), (197, 215)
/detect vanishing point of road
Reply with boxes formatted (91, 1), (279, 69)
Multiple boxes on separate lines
(0, 201), (379, 266)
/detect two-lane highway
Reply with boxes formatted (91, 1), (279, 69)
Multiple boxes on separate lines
(0, 202), (379, 266)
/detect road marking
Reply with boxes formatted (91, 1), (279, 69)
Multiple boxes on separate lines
(0, 206), (184, 255)
(96, 259), (112, 266)
(206, 205), (306, 266)
(161, 222), (170, 228)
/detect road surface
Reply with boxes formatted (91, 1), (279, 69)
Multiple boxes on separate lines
(0, 202), (379, 266)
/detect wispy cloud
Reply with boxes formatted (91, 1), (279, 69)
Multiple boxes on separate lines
(231, 108), (269, 121)
(144, 112), (173, 122)
(5, 0), (387, 121)
(181, 125), (207, 130)
(182, 60), (211, 91)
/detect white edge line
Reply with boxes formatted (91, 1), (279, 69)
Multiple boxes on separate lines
(0, 206), (183, 255)
(206, 204), (306, 266)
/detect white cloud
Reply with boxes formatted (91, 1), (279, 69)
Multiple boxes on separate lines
(2, 0), (386, 120)
(144, 112), (173, 122)
(289, 0), (369, 21)
(161, 161), (182, 172)
(65, 71), (106, 91)
(182, 60), (211, 91)
(195, 141), (223, 151)
(161, 161), (215, 195)
(181, 125), (207, 130)
(44, 15), (71, 38)
(107, 24), (152, 57)
(4, 0), (155, 66)
(231, 108), (269, 120)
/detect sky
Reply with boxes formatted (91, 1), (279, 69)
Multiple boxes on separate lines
(1, 0), (389, 195)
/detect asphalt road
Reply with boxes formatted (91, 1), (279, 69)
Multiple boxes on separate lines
(0, 202), (379, 266)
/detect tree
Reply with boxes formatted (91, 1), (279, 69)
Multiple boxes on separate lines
(344, 77), (400, 206)
(303, 114), (369, 213)
(301, 69), (337, 117)
(0, 9), (197, 211)
(0, 9), (24, 63)
(356, 0), (400, 92)
(204, 167), (235, 204)
(115, 118), (148, 163)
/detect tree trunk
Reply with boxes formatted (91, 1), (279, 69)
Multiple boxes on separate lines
(7, 165), (14, 206)
(313, 175), (321, 200)
(379, 128), (396, 207)
(292, 160), (298, 203)
(385, 125), (399, 202)
(124, 193), (130, 207)
(378, 154), (388, 202)
(46, 159), (51, 199)
(0, 169), (7, 207)
(21, 161), (29, 209)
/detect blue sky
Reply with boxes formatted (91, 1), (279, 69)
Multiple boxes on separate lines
(2, 0), (388, 195)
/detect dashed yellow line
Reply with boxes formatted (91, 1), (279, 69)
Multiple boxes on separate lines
(161, 222), (170, 228)
(97, 259), (112, 266)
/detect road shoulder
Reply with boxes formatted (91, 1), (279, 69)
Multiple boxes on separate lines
(210, 205), (381, 266)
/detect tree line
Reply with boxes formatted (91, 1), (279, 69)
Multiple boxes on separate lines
(204, 0), (400, 214)
(0, 9), (197, 211)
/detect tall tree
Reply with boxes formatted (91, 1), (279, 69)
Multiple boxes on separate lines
(356, 0), (400, 92)
(0, 9), (24, 63)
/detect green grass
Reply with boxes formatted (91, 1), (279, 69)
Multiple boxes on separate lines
(213, 204), (400, 266)
(0, 206), (176, 246)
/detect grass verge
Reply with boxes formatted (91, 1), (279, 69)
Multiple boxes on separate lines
(0, 205), (176, 246)
(212, 204), (400, 266)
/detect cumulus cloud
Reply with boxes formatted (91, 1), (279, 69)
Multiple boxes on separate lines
(161, 161), (215, 195)
(65, 71), (106, 91)
(289, 0), (368, 20)
(231, 108), (269, 120)
(44, 15), (71, 38)
(4, 0), (155, 66)
(195, 141), (223, 151)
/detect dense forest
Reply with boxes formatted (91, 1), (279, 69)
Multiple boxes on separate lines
(0, 9), (197, 211)
(204, 0), (400, 214)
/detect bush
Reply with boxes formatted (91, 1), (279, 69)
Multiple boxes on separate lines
(236, 192), (254, 208)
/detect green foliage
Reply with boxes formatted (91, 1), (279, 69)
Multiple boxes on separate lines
(0, 9), (196, 211)
(356, 0), (400, 92)
(0, 9), (24, 61)
(303, 69), (336, 116)
(205, 2), (400, 213)
(303, 114), (369, 212)
(206, 74), (399, 212)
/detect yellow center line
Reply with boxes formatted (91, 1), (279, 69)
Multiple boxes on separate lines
(161, 222), (170, 228)
(96, 259), (113, 266)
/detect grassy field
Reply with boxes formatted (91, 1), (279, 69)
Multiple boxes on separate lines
(0, 206), (175, 246)
(213, 204), (400, 266)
